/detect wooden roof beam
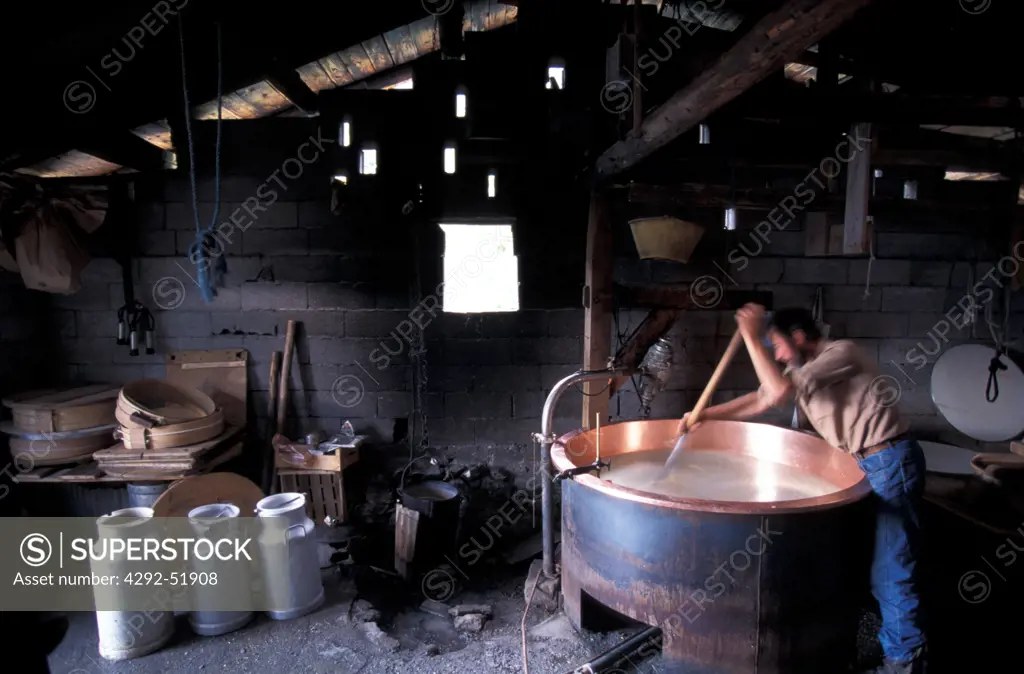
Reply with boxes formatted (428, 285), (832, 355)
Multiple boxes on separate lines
(265, 65), (320, 115)
(1, 129), (171, 174)
(595, 0), (877, 178)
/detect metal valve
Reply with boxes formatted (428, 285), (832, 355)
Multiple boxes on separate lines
(128, 329), (139, 357)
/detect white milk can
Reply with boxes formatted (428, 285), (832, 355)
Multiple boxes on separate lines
(93, 507), (175, 661)
(187, 503), (254, 636)
(256, 493), (324, 620)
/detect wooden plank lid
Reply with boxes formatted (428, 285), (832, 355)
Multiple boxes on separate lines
(2, 384), (119, 433)
(152, 473), (264, 518)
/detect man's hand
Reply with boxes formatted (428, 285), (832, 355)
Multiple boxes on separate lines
(735, 303), (767, 339)
(676, 412), (701, 435)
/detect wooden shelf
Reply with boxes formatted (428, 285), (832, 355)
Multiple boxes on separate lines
(14, 441), (243, 484)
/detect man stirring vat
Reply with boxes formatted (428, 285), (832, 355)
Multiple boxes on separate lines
(679, 304), (926, 674)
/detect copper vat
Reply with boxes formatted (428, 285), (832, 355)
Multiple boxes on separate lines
(552, 419), (872, 674)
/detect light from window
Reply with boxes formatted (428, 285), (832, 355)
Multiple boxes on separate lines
(456, 92), (467, 118)
(341, 121), (351, 147)
(360, 149), (377, 175)
(487, 173), (497, 198)
(385, 77), (414, 90)
(546, 65), (565, 90)
(444, 147), (456, 174)
(439, 224), (519, 313)
(944, 171), (1004, 181)
(724, 207), (737, 231)
(333, 174), (348, 184)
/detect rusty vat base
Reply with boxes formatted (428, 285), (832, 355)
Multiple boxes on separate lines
(553, 420), (874, 674)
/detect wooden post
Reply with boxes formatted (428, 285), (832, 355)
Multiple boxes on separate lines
(842, 122), (873, 254)
(582, 190), (613, 430)
(596, 0), (876, 176)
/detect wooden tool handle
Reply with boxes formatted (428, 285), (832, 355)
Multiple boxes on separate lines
(276, 320), (298, 435)
(684, 330), (744, 430)
(971, 452), (1024, 484)
(261, 352), (282, 495)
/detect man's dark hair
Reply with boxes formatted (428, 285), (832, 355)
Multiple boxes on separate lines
(770, 307), (822, 340)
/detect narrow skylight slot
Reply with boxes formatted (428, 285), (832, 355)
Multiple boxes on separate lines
(487, 173), (497, 198)
(456, 92), (467, 118)
(546, 65), (565, 90)
(724, 207), (737, 231)
(444, 147), (456, 174)
(341, 121), (351, 147)
(360, 149), (377, 175)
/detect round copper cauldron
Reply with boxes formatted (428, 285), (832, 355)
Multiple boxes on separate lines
(551, 419), (873, 674)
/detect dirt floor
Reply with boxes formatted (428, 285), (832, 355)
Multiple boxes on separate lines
(47, 568), (665, 674)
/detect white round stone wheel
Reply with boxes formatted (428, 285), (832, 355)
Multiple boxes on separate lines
(931, 344), (1024, 442)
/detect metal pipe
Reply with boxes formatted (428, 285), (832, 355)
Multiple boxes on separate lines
(539, 367), (629, 577)
(566, 626), (662, 674)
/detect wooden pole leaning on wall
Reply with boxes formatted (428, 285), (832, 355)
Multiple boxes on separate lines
(582, 189), (613, 430)
(260, 351), (282, 496)
(276, 320), (298, 435)
(267, 320), (298, 495)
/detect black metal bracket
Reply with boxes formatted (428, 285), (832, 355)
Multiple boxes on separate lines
(554, 459), (610, 482)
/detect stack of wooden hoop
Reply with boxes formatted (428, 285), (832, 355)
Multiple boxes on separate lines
(113, 379), (225, 450)
(1, 385), (120, 465)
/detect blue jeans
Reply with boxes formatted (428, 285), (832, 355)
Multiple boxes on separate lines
(855, 438), (927, 664)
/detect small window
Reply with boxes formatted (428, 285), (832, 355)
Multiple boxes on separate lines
(724, 207), (737, 231)
(546, 65), (565, 90)
(360, 149), (377, 175)
(455, 92), (467, 118)
(341, 121), (351, 147)
(444, 146), (456, 174)
(439, 224), (519, 313)
(487, 172), (497, 198)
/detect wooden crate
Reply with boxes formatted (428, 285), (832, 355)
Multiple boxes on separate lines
(279, 471), (347, 523)
(275, 438), (361, 524)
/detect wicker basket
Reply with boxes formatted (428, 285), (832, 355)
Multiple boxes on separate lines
(629, 216), (704, 263)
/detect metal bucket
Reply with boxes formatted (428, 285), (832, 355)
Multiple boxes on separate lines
(94, 507), (175, 661)
(256, 493), (325, 620)
(126, 482), (169, 509)
(400, 480), (462, 568)
(187, 504), (254, 636)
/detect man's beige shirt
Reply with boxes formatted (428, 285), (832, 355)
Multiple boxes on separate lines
(774, 339), (907, 454)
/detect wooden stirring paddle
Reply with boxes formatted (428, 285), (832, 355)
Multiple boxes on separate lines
(659, 330), (745, 478)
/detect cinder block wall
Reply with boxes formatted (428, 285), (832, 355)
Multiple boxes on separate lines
(0, 276), (61, 397)
(615, 209), (1023, 452)
(15, 134), (1021, 469)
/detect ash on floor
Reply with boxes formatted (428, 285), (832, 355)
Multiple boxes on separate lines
(47, 563), (886, 674)
(46, 570), (667, 674)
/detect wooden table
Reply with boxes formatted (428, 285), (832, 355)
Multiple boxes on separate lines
(924, 473), (1024, 537)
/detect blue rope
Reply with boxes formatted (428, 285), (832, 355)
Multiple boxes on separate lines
(178, 17), (224, 303)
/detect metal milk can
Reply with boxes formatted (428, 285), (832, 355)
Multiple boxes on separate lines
(255, 493), (324, 620)
(93, 507), (175, 661)
(187, 503), (254, 636)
